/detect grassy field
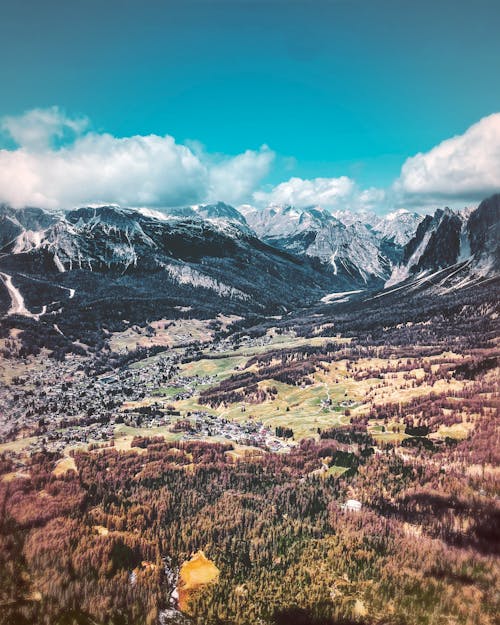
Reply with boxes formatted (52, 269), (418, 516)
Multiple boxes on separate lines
(434, 421), (475, 440)
(199, 332), (350, 360)
(180, 355), (251, 379)
(52, 456), (78, 476)
(151, 386), (187, 397)
(113, 424), (183, 449)
(0, 436), (38, 454)
(1, 470), (31, 482)
(327, 465), (350, 477)
(109, 317), (217, 353)
(168, 376), (354, 441)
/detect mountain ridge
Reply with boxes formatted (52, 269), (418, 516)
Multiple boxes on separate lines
(0, 195), (498, 326)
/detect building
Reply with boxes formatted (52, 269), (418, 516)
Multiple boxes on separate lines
(342, 499), (362, 512)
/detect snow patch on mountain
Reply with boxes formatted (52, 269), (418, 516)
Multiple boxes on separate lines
(385, 229), (432, 287)
(373, 210), (423, 246)
(163, 263), (249, 300)
(320, 289), (364, 303)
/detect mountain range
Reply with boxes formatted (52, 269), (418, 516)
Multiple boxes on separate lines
(0, 194), (498, 324)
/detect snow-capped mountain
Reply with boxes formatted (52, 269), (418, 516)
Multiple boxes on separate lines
(239, 203), (329, 239)
(138, 202), (249, 228)
(0, 204), (358, 320)
(0, 205), (58, 251)
(0, 197), (497, 323)
(371, 209), (424, 247)
(240, 204), (418, 284)
(193, 201), (248, 226)
(1, 204), (255, 272)
(332, 208), (423, 247)
(386, 194), (500, 288)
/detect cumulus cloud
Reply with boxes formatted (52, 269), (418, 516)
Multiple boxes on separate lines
(395, 113), (500, 206)
(356, 187), (386, 211)
(1, 106), (88, 151)
(252, 176), (387, 213)
(1, 106), (497, 214)
(253, 175), (356, 209)
(0, 108), (274, 210)
(209, 146), (275, 206)
(254, 114), (500, 214)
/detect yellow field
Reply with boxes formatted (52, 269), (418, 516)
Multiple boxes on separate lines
(179, 354), (251, 379)
(52, 456), (78, 477)
(0, 346), (51, 385)
(225, 444), (267, 462)
(110, 315), (244, 353)
(110, 318), (212, 353)
(113, 426), (183, 450)
(199, 333), (350, 360)
(178, 551), (219, 613)
(434, 421), (475, 440)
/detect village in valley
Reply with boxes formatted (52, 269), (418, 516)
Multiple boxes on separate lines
(0, 318), (303, 462)
(1, 307), (490, 481)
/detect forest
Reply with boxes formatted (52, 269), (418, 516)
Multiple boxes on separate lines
(0, 277), (498, 625)
(0, 419), (498, 625)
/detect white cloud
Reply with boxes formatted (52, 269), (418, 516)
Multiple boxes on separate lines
(0, 133), (208, 209)
(0, 108), (274, 210)
(1, 106), (497, 214)
(209, 146), (275, 205)
(1, 106), (88, 151)
(252, 176), (387, 213)
(357, 187), (386, 211)
(254, 175), (356, 209)
(396, 113), (500, 205)
(252, 113), (500, 215)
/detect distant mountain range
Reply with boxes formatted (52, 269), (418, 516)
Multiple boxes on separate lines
(0, 195), (498, 322)
(240, 203), (423, 283)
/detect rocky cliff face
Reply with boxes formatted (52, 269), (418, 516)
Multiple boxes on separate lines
(387, 194), (500, 288)
(402, 208), (463, 272)
(241, 204), (418, 285)
(467, 194), (500, 273)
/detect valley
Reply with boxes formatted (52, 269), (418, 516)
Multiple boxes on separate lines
(0, 196), (498, 625)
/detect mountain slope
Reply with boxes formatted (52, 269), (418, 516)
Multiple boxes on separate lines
(386, 194), (500, 289)
(371, 209), (424, 247)
(0, 204), (359, 324)
(0, 205), (58, 252)
(241, 204), (397, 285)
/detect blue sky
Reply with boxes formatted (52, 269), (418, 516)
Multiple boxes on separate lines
(0, 0), (499, 212)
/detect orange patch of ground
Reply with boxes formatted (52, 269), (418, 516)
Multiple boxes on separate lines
(178, 551), (219, 613)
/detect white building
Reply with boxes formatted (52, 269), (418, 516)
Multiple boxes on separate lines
(342, 499), (362, 512)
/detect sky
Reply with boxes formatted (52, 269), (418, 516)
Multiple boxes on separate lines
(0, 0), (499, 213)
